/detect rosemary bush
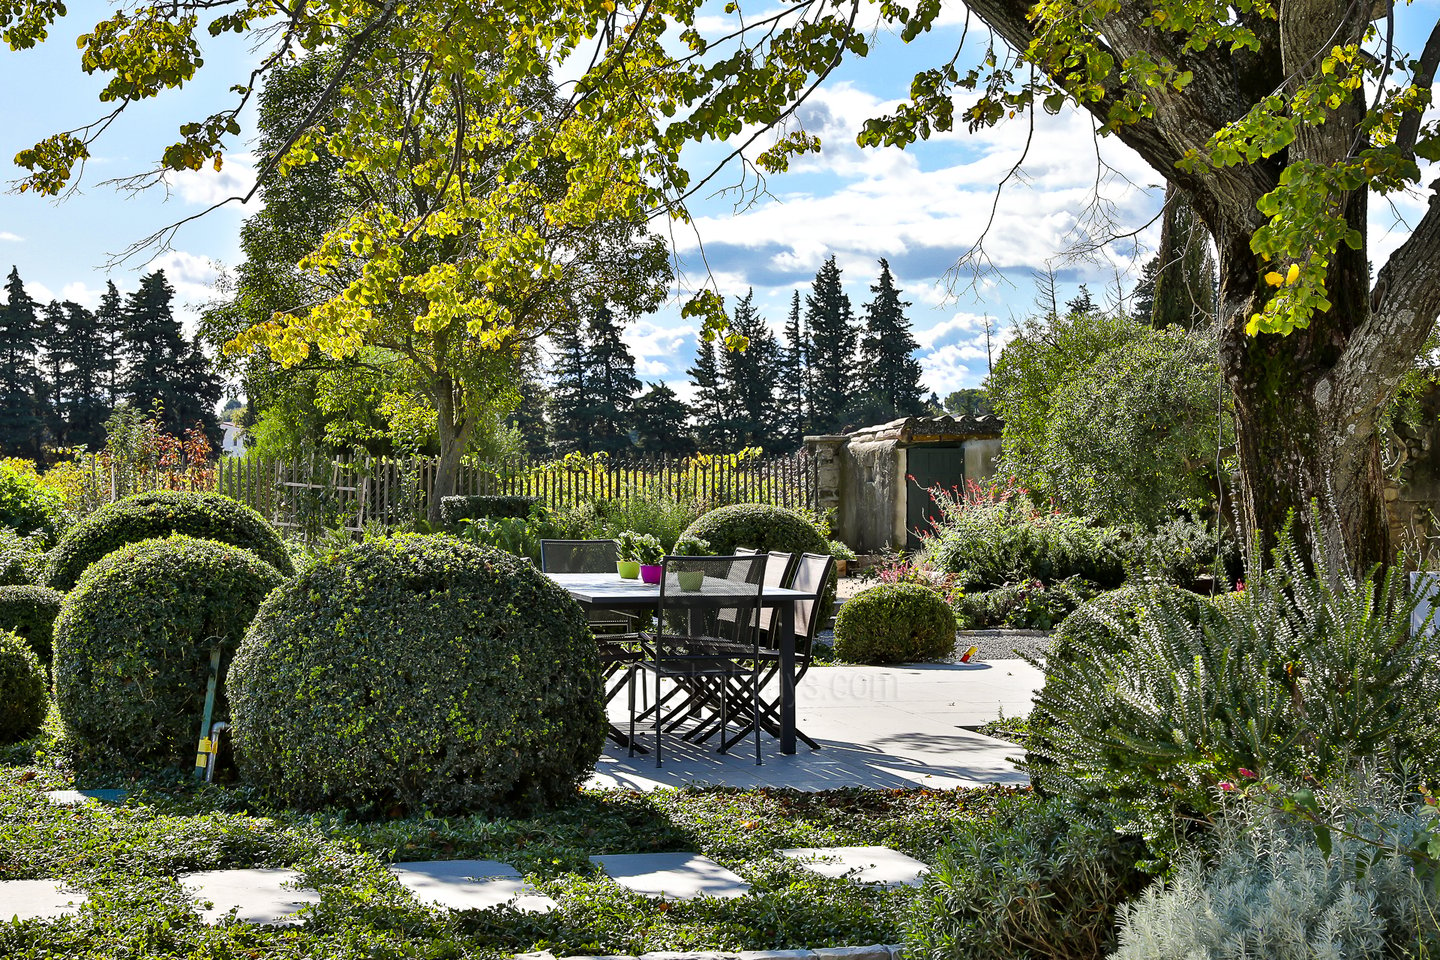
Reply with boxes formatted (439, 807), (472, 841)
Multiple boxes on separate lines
(1026, 538), (1440, 855)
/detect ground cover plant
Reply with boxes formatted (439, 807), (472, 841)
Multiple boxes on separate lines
(0, 759), (1021, 958)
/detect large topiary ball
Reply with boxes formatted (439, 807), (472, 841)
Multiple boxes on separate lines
(0, 584), (63, 665)
(229, 535), (606, 816)
(674, 503), (836, 610)
(833, 583), (957, 664)
(0, 629), (48, 744)
(53, 536), (287, 766)
(44, 491), (295, 591)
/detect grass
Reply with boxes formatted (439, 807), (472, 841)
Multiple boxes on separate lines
(0, 758), (1021, 959)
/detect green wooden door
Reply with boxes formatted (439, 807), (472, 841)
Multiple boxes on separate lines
(906, 445), (964, 549)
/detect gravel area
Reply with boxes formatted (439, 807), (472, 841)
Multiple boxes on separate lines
(814, 628), (1051, 664)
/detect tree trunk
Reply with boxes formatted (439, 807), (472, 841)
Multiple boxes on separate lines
(427, 373), (474, 528)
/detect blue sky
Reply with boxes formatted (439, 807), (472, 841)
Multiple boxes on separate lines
(1, 4), (1436, 408)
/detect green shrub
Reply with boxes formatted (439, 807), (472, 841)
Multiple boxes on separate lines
(906, 793), (1147, 960)
(439, 495), (541, 526)
(0, 629), (47, 745)
(0, 460), (64, 543)
(675, 503), (836, 609)
(0, 527), (46, 585)
(1113, 787), (1440, 960)
(1024, 542), (1440, 856)
(230, 535), (606, 816)
(1128, 516), (1242, 589)
(952, 575), (1100, 630)
(920, 480), (1127, 589)
(833, 583), (956, 664)
(0, 584), (63, 665)
(44, 490), (295, 590)
(53, 536), (287, 766)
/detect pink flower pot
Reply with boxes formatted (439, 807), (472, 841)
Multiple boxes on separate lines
(640, 564), (663, 584)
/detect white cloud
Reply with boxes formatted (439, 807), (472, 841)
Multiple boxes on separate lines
(164, 153), (258, 208)
(0, 231), (20, 242)
(152, 250), (225, 335)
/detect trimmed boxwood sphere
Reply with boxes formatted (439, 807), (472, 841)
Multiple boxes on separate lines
(833, 583), (957, 664)
(0, 584), (63, 665)
(674, 503), (836, 610)
(44, 490), (295, 591)
(0, 629), (48, 744)
(53, 536), (287, 765)
(229, 535), (606, 816)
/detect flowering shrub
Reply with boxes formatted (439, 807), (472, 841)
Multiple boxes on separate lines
(919, 478), (1127, 590)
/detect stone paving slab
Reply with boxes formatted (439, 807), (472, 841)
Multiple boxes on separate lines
(180, 868), (320, 925)
(779, 846), (928, 888)
(44, 789), (128, 807)
(0, 879), (85, 921)
(590, 853), (750, 900)
(389, 859), (556, 913)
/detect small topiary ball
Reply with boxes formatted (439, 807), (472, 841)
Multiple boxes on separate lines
(0, 629), (47, 744)
(833, 583), (957, 664)
(674, 503), (836, 610)
(230, 535), (606, 816)
(0, 584), (63, 665)
(53, 536), (287, 766)
(43, 490), (295, 591)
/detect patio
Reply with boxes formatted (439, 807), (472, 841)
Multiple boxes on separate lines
(588, 658), (1044, 792)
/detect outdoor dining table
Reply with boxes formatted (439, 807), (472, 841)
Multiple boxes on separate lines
(545, 571), (819, 754)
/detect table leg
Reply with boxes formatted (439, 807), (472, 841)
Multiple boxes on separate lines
(778, 601), (796, 754)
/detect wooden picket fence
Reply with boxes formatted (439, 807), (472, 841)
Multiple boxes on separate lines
(75, 450), (818, 536)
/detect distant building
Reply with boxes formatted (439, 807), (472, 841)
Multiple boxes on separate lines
(221, 422), (249, 457)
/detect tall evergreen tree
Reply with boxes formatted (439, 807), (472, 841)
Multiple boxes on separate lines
(583, 302), (639, 454)
(0, 268), (44, 458)
(508, 363), (552, 458)
(687, 335), (732, 452)
(40, 300), (112, 451)
(96, 281), (125, 405)
(776, 289), (808, 450)
(632, 382), (695, 456)
(720, 289), (780, 448)
(1130, 257), (1160, 322)
(118, 270), (221, 441)
(856, 259), (926, 422)
(804, 255), (856, 434)
(1151, 184), (1217, 329)
(548, 318), (595, 454)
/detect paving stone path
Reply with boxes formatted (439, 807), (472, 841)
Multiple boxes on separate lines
(0, 845), (927, 927)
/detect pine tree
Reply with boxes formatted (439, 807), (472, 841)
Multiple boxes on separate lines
(776, 289), (808, 450)
(39, 300), (112, 451)
(632, 382), (695, 456)
(1131, 256), (1160, 322)
(509, 363), (552, 458)
(720, 289), (780, 449)
(1066, 284), (1097, 315)
(856, 258), (926, 422)
(96, 281), (125, 405)
(687, 335), (732, 452)
(805, 255), (857, 434)
(118, 270), (221, 441)
(0, 268), (44, 458)
(548, 318), (594, 454)
(583, 302), (639, 454)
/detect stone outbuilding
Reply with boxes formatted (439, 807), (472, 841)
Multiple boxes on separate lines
(806, 415), (1004, 553)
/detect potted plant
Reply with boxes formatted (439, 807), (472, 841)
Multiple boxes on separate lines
(676, 538), (712, 591)
(615, 531), (646, 579)
(623, 533), (665, 584)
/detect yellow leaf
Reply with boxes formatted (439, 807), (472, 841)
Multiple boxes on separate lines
(1286, 263), (1300, 285)
(1246, 314), (1262, 336)
(1265, 271), (1284, 287)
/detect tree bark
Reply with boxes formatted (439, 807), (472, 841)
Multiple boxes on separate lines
(427, 369), (475, 528)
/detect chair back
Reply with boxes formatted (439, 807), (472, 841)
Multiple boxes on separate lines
(540, 539), (618, 574)
(790, 552), (836, 656)
(756, 551), (798, 640)
(658, 554), (767, 646)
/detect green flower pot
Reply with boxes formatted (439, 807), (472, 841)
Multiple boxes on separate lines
(677, 570), (705, 592)
(617, 560), (641, 580)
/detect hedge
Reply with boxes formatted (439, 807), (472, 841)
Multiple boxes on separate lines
(833, 583), (957, 664)
(230, 535), (606, 816)
(0, 629), (48, 745)
(43, 490), (295, 591)
(438, 495), (541, 527)
(52, 536), (287, 766)
(674, 503), (836, 612)
(0, 584), (64, 665)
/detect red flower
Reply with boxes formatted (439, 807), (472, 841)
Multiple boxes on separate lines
(1218, 782), (1235, 792)
(1239, 768), (1256, 779)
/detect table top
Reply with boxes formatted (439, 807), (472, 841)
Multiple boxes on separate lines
(546, 571), (817, 607)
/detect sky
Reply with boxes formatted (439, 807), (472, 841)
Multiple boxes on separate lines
(0, 3), (1436, 409)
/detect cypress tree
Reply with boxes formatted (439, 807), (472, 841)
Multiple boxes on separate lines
(720, 289), (780, 449)
(857, 258), (926, 421)
(776, 289), (808, 450)
(1151, 184), (1217, 329)
(687, 335), (732, 452)
(583, 302), (639, 454)
(632, 382), (695, 456)
(0, 268), (44, 458)
(804, 255), (856, 434)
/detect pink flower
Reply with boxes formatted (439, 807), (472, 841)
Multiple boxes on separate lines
(1235, 581), (1246, 592)
(1219, 782), (1235, 792)
(1239, 768), (1256, 779)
